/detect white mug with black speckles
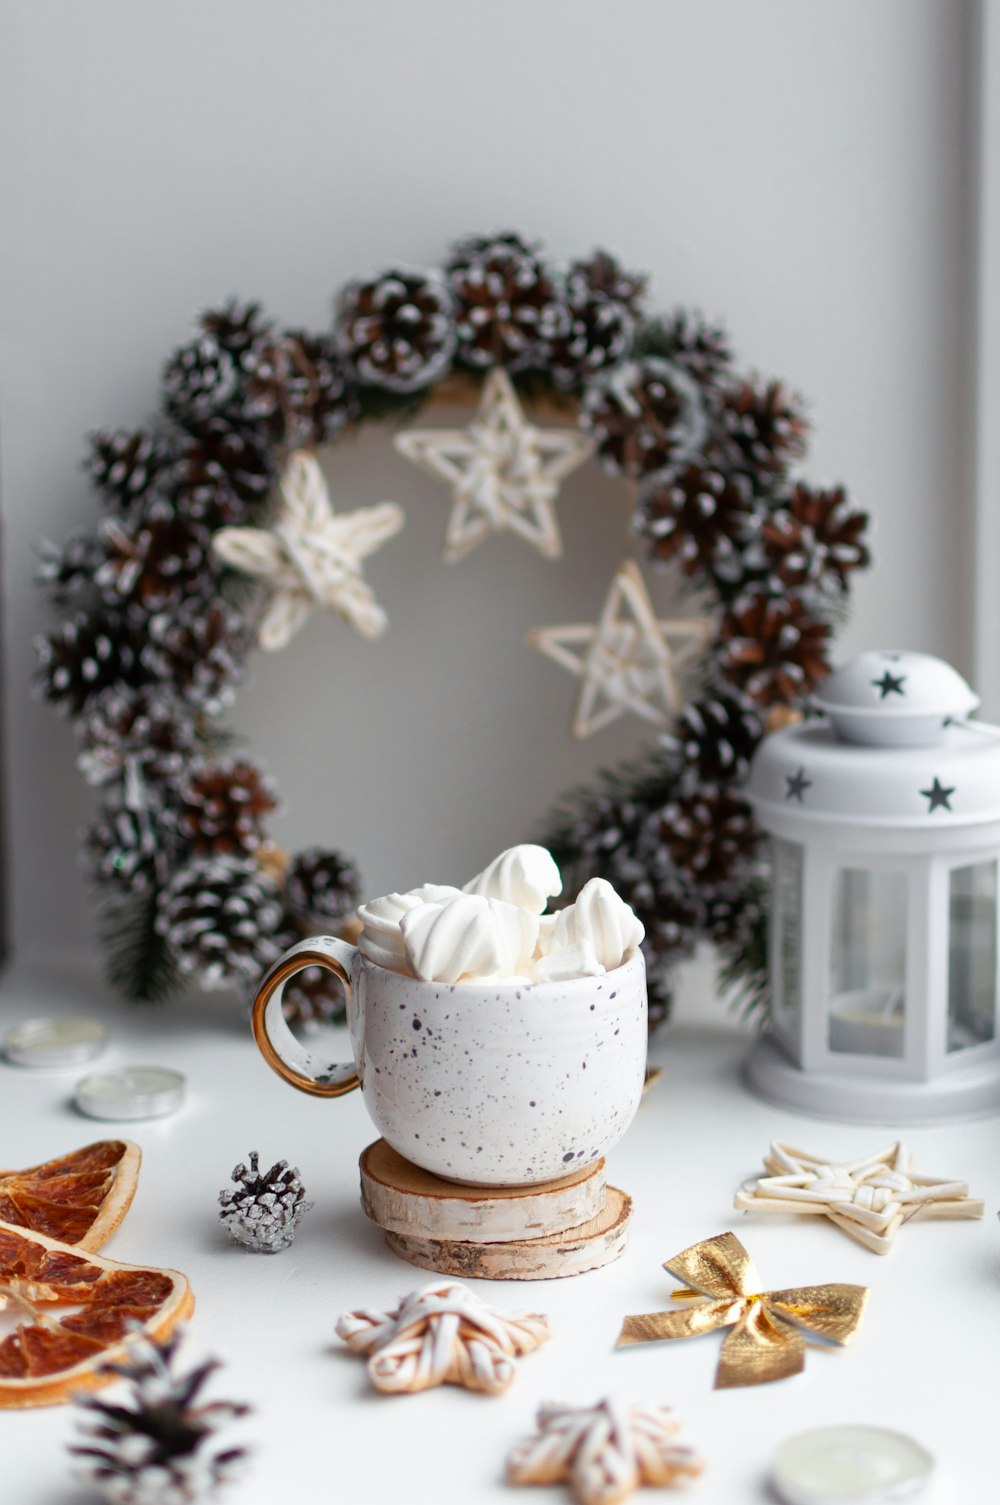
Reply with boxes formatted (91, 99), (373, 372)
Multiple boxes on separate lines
(251, 935), (647, 1186)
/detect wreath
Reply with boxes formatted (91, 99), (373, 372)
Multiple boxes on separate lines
(35, 230), (871, 1027)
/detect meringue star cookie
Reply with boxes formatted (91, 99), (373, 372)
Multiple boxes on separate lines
(551, 877), (645, 971)
(463, 845), (562, 914)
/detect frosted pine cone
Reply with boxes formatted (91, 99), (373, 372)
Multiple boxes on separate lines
(658, 786), (758, 886)
(164, 334), (239, 432)
(335, 267), (455, 391)
(548, 250), (645, 390)
(156, 856), (284, 990)
(96, 501), (216, 618)
(674, 693), (764, 784)
(201, 298), (272, 358)
(219, 1151), (313, 1253)
(641, 309), (733, 389)
(285, 847), (361, 924)
(83, 801), (165, 896)
(634, 462), (757, 579)
(720, 591), (831, 707)
(719, 377), (808, 478)
(281, 962), (347, 1030)
(86, 429), (177, 511)
(70, 1328), (250, 1505)
(145, 601), (250, 715)
(285, 329), (359, 445)
(174, 758), (277, 857)
(35, 609), (143, 716)
(172, 423), (275, 531)
(36, 532), (103, 608)
(762, 482), (871, 594)
(447, 231), (567, 371)
(582, 357), (708, 479)
(75, 685), (198, 788)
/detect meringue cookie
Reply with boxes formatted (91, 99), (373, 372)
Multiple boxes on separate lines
(463, 844), (562, 914)
(358, 885), (463, 970)
(550, 877), (645, 971)
(532, 939), (606, 984)
(400, 894), (540, 984)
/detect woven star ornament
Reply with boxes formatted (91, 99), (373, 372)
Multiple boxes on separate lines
(617, 1231), (868, 1388)
(212, 450), (404, 649)
(507, 1399), (703, 1505)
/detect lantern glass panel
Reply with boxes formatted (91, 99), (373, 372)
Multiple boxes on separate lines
(772, 838), (803, 1032)
(947, 860), (997, 1051)
(828, 868), (907, 1058)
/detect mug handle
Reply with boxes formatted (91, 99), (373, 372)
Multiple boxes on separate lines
(251, 935), (361, 1098)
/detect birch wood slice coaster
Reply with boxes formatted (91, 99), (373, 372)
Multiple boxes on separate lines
(383, 1185), (633, 1281)
(360, 1139), (607, 1244)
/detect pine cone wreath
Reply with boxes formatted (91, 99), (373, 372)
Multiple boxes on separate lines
(658, 785), (758, 887)
(447, 230), (567, 371)
(218, 1151), (313, 1253)
(634, 462), (757, 579)
(36, 532), (104, 608)
(718, 377), (808, 479)
(174, 758), (277, 857)
(95, 501), (216, 618)
(84, 801), (166, 896)
(284, 847), (361, 925)
(674, 693), (764, 784)
(75, 685), (198, 789)
(548, 250), (646, 390)
(719, 592), (831, 707)
(86, 429), (177, 511)
(70, 1328), (250, 1505)
(636, 310), (733, 390)
(335, 267), (455, 391)
(582, 357), (709, 479)
(145, 600), (251, 715)
(34, 609), (144, 716)
(284, 329), (359, 445)
(156, 855), (284, 990)
(761, 482), (871, 594)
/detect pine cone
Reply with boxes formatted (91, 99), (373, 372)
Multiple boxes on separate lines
(175, 758), (277, 857)
(335, 267), (455, 391)
(581, 357), (708, 479)
(36, 532), (103, 608)
(720, 592), (831, 707)
(145, 600), (250, 715)
(34, 610), (143, 715)
(634, 463), (757, 578)
(674, 693), (764, 784)
(156, 855), (284, 990)
(83, 800), (166, 896)
(202, 298), (271, 357)
(761, 482), (871, 593)
(719, 377), (808, 478)
(285, 329), (359, 445)
(285, 847), (361, 924)
(163, 334), (239, 431)
(447, 231), (567, 371)
(70, 1329), (249, 1505)
(235, 333), (321, 446)
(76, 685), (198, 788)
(96, 500), (216, 618)
(219, 1151), (313, 1253)
(702, 879), (764, 948)
(638, 310), (733, 389)
(172, 423), (275, 531)
(658, 786), (758, 886)
(86, 429), (177, 510)
(548, 250), (645, 390)
(281, 962), (347, 1030)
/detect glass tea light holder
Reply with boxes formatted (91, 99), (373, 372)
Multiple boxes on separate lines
(745, 650), (1000, 1123)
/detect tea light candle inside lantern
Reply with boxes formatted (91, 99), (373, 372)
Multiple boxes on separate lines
(746, 650), (1000, 1123)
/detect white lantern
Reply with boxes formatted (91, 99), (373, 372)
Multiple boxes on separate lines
(745, 649), (1000, 1123)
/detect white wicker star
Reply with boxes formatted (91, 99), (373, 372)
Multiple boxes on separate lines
(212, 450), (404, 650)
(394, 368), (594, 562)
(334, 1280), (550, 1395)
(507, 1399), (703, 1505)
(734, 1140), (985, 1254)
(528, 559), (712, 739)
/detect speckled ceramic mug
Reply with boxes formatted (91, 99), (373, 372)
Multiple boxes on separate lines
(251, 935), (647, 1186)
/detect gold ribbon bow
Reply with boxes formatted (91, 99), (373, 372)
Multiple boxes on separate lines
(617, 1230), (868, 1388)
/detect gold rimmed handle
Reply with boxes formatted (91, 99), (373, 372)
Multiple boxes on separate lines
(251, 935), (360, 1098)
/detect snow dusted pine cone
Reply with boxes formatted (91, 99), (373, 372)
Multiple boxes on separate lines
(719, 591), (831, 707)
(86, 428), (177, 512)
(174, 758), (278, 857)
(335, 267), (455, 391)
(548, 249), (646, 390)
(156, 856), (284, 991)
(674, 692), (764, 785)
(447, 230), (567, 371)
(284, 847), (361, 925)
(761, 481), (871, 595)
(75, 684), (198, 788)
(658, 785), (759, 886)
(145, 600), (251, 716)
(34, 609), (144, 716)
(634, 462), (758, 580)
(218, 1151), (313, 1254)
(718, 376), (808, 479)
(582, 356), (709, 479)
(95, 502), (216, 619)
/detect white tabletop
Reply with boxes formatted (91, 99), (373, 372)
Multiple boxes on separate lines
(1, 958), (994, 1505)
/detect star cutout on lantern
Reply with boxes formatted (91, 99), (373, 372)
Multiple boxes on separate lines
(212, 450), (404, 650)
(734, 1141), (984, 1254)
(872, 670), (906, 699)
(507, 1399), (703, 1505)
(393, 367), (594, 562)
(528, 560), (712, 739)
(920, 776), (955, 813)
(785, 767), (812, 803)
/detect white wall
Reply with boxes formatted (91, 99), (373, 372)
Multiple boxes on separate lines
(0, 0), (978, 967)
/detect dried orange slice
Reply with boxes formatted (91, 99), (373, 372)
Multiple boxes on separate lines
(0, 1220), (193, 1408)
(0, 1140), (141, 1251)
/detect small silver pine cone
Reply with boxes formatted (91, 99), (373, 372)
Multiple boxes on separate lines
(219, 1151), (313, 1253)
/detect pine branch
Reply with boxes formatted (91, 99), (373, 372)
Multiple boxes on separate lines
(100, 890), (181, 1004)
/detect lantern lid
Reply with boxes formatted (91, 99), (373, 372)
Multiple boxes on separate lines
(815, 649), (979, 747)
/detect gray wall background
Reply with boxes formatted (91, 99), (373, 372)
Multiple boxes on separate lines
(0, 0), (978, 969)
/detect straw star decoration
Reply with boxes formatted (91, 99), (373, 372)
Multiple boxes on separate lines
(394, 368), (594, 561)
(212, 450), (404, 649)
(528, 559), (712, 738)
(507, 1399), (703, 1505)
(617, 1231), (868, 1389)
(334, 1280), (550, 1394)
(734, 1140), (984, 1255)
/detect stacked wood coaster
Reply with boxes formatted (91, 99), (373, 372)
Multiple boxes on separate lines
(359, 1139), (632, 1280)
